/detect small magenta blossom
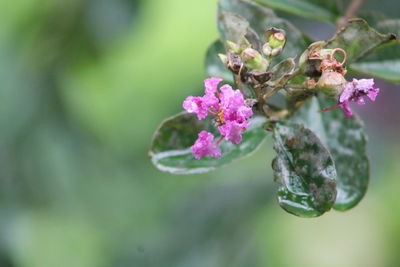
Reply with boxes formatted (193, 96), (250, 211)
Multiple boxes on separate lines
(182, 78), (221, 120)
(218, 121), (248, 144)
(191, 131), (221, 159)
(183, 78), (253, 159)
(339, 79), (380, 117)
(319, 78), (380, 117)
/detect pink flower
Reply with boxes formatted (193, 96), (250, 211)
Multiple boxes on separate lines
(320, 78), (380, 117)
(183, 78), (222, 120)
(218, 121), (248, 144)
(183, 77), (254, 159)
(219, 84), (253, 123)
(204, 77), (222, 95)
(191, 131), (221, 159)
(338, 79), (380, 117)
(182, 96), (208, 120)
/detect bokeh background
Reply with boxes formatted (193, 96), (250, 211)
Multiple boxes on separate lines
(0, 0), (399, 266)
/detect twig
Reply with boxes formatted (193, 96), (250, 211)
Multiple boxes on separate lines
(337, 0), (363, 28)
(262, 87), (281, 100)
(234, 64), (245, 93)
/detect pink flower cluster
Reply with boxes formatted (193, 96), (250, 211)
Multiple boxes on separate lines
(320, 78), (380, 117)
(183, 78), (253, 159)
(338, 79), (380, 117)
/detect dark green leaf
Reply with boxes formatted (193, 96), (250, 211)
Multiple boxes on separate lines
(350, 19), (400, 83)
(324, 18), (396, 64)
(267, 58), (296, 86)
(218, 0), (309, 61)
(205, 40), (234, 83)
(253, 0), (339, 23)
(272, 121), (337, 217)
(292, 96), (369, 210)
(150, 113), (267, 174)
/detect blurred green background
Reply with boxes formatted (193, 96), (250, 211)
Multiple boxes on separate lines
(1, 0), (400, 266)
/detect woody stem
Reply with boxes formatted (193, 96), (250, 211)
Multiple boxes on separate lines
(262, 87), (281, 101)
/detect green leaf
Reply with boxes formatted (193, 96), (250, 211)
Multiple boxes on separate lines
(350, 41), (400, 83)
(272, 121), (337, 217)
(267, 58), (296, 86)
(205, 40), (234, 83)
(218, 0), (309, 61)
(150, 113), (267, 174)
(253, 0), (339, 23)
(218, 11), (250, 45)
(350, 19), (400, 83)
(324, 18), (396, 64)
(292, 96), (369, 211)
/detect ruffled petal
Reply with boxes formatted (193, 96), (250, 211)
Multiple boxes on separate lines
(191, 131), (221, 159)
(354, 78), (374, 92)
(339, 82), (354, 103)
(183, 96), (208, 120)
(204, 77), (223, 95)
(218, 121), (247, 145)
(367, 88), (380, 101)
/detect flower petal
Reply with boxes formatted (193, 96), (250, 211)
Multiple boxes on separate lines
(183, 96), (208, 120)
(356, 97), (365, 105)
(339, 82), (354, 103)
(367, 88), (380, 101)
(204, 77), (223, 95)
(354, 78), (374, 92)
(191, 131), (221, 159)
(218, 121), (247, 145)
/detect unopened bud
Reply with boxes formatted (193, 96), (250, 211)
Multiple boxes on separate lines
(317, 70), (346, 97)
(226, 40), (241, 54)
(262, 43), (272, 57)
(241, 48), (267, 71)
(265, 28), (286, 49)
(269, 33), (285, 48)
(271, 46), (284, 57)
(218, 54), (228, 66)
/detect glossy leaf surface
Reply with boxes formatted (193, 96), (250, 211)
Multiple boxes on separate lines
(350, 19), (400, 83)
(218, 0), (309, 61)
(150, 113), (267, 174)
(325, 19), (396, 64)
(292, 96), (369, 210)
(272, 122), (337, 217)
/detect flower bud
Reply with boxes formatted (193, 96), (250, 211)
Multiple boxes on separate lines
(226, 40), (241, 54)
(262, 43), (272, 57)
(218, 53), (228, 66)
(241, 48), (268, 71)
(265, 28), (286, 49)
(317, 70), (346, 98)
(271, 47), (284, 57)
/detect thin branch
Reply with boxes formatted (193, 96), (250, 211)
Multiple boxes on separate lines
(337, 0), (363, 28)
